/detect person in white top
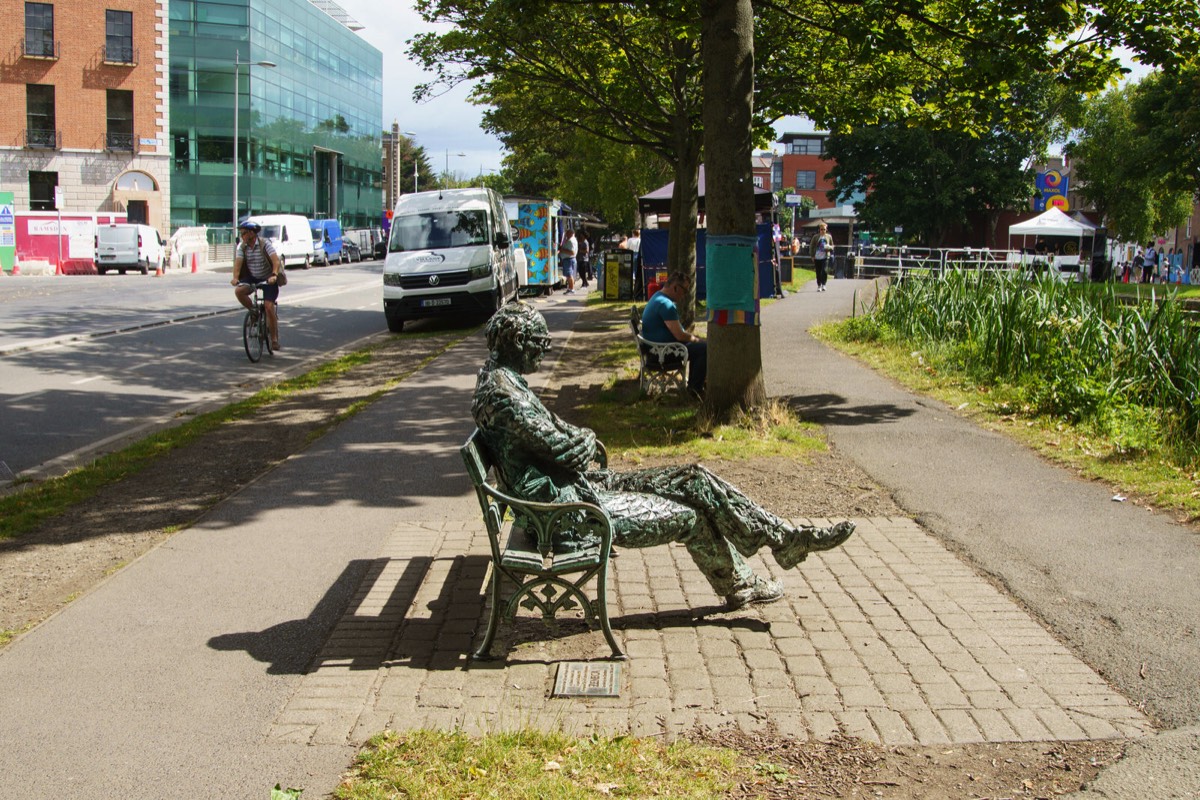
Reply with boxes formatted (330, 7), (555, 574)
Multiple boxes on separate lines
(558, 228), (579, 294)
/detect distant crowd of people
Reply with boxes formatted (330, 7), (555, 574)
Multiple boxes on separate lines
(1119, 243), (1186, 284)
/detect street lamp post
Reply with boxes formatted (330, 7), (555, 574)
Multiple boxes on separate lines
(401, 130), (418, 192)
(445, 149), (466, 186)
(232, 52), (276, 230)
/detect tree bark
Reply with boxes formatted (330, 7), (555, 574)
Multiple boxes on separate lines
(667, 126), (701, 328)
(701, 0), (765, 418)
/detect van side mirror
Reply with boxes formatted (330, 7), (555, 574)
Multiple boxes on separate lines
(495, 231), (510, 247)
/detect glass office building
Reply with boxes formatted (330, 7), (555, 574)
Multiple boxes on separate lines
(169, 0), (383, 231)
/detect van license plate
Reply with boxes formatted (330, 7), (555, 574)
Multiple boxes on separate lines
(421, 298), (452, 308)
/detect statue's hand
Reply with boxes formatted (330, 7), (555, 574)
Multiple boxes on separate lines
(553, 428), (596, 472)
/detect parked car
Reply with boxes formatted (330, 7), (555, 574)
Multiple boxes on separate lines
(309, 218), (344, 266)
(244, 214), (313, 269)
(94, 223), (166, 275)
(341, 237), (361, 262)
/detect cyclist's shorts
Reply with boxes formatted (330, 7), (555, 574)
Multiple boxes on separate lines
(240, 278), (279, 303)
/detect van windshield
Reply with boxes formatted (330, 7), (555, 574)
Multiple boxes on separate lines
(389, 210), (489, 252)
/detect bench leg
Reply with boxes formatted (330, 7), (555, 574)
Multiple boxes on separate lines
(595, 566), (626, 660)
(472, 570), (503, 660)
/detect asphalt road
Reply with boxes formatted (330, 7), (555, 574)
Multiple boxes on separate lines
(0, 262), (390, 479)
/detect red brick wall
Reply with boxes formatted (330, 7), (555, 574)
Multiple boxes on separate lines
(0, 0), (160, 149)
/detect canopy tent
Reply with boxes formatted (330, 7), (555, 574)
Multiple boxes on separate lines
(1007, 207), (1105, 280)
(1008, 207), (1097, 238)
(638, 165), (776, 217)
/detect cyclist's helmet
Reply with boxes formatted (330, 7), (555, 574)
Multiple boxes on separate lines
(238, 220), (261, 232)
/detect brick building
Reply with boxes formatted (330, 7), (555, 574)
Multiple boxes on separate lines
(777, 132), (833, 210)
(0, 0), (170, 232)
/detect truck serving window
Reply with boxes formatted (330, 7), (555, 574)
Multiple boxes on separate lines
(389, 210), (489, 252)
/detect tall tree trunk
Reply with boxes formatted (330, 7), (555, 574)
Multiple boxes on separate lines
(702, 0), (765, 418)
(668, 126), (701, 328)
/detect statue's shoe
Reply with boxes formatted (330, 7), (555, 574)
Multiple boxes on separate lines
(774, 521), (856, 569)
(725, 576), (784, 610)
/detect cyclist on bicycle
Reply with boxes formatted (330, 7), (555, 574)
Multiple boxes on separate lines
(231, 220), (283, 350)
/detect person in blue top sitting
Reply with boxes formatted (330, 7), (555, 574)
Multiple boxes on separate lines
(641, 273), (707, 397)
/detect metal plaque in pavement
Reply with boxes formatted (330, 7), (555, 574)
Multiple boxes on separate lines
(553, 662), (621, 697)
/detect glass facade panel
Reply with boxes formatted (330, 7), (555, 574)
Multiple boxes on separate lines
(169, 0), (383, 230)
(789, 138), (824, 156)
(795, 170), (817, 190)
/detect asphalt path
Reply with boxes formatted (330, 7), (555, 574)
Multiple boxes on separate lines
(0, 263), (390, 479)
(762, 278), (1200, 733)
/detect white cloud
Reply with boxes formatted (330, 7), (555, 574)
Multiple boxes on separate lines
(330, 1), (506, 176)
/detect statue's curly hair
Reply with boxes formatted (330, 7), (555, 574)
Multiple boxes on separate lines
(485, 301), (545, 359)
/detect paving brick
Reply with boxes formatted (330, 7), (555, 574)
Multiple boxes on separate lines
(869, 709), (916, 745)
(1001, 708), (1054, 741)
(901, 708), (952, 744)
(835, 710), (880, 744)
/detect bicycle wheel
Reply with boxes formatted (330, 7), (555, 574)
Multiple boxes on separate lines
(243, 308), (263, 362)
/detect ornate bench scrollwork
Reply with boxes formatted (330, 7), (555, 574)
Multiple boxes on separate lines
(461, 429), (624, 660)
(630, 305), (689, 395)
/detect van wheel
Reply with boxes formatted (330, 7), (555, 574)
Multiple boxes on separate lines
(97, 267), (107, 276)
(302, 255), (311, 270)
(140, 262), (149, 275)
(385, 311), (405, 333)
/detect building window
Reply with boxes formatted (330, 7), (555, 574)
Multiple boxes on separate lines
(106, 90), (134, 151)
(105, 10), (134, 63)
(789, 138), (824, 156)
(29, 171), (57, 210)
(25, 84), (56, 149)
(24, 2), (54, 58)
(795, 170), (817, 190)
(753, 175), (764, 188)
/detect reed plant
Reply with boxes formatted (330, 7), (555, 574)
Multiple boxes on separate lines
(849, 269), (1200, 465)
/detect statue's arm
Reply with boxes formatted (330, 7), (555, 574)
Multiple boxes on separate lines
(492, 388), (597, 472)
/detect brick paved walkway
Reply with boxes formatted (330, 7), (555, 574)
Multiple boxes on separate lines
(270, 516), (1150, 747)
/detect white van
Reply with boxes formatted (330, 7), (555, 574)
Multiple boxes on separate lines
(382, 188), (518, 332)
(243, 214), (314, 269)
(94, 223), (166, 275)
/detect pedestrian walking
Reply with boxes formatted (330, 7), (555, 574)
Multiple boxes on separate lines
(558, 228), (579, 294)
(1142, 243), (1157, 284)
(577, 229), (592, 289)
(810, 223), (833, 292)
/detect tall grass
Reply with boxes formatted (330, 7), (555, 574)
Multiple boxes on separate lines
(849, 270), (1200, 464)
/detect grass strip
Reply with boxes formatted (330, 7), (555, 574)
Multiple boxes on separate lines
(0, 333), (468, 542)
(336, 728), (758, 800)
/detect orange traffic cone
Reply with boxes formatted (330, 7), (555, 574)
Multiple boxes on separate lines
(11, 261), (19, 276)
(190, 251), (198, 273)
(154, 263), (163, 277)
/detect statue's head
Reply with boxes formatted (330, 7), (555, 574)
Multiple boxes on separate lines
(485, 302), (551, 374)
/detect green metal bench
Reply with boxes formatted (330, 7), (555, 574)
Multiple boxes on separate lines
(630, 305), (689, 395)
(461, 429), (625, 660)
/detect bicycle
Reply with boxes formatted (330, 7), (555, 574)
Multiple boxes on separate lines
(242, 284), (274, 362)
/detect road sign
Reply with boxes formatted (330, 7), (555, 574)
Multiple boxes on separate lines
(784, 194), (802, 206)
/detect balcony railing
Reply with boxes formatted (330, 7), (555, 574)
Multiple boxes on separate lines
(103, 44), (137, 65)
(24, 128), (60, 150)
(106, 131), (135, 152)
(22, 38), (59, 59)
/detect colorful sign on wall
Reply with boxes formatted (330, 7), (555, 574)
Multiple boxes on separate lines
(0, 192), (14, 272)
(1034, 170), (1069, 212)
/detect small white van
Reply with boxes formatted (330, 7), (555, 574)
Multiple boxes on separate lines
(243, 214), (314, 269)
(382, 188), (518, 332)
(94, 223), (166, 275)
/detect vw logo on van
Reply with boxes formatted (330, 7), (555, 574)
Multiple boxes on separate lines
(428, 275), (441, 286)
(416, 252), (446, 264)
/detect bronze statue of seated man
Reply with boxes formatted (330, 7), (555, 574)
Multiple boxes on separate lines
(472, 303), (855, 610)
